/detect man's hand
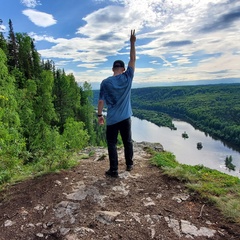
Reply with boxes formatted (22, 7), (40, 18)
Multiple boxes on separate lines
(98, 116), (104, 125)
(130, 29), (136, 43)
(129, 29), (136, 70)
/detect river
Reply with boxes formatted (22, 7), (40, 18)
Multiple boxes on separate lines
(131, 116), (240, 178)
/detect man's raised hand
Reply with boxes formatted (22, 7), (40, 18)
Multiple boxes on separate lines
(130, 29), (136, 43)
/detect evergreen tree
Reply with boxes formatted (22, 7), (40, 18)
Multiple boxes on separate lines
(53, 70), (82, 133)
(17, 79), (37, 151)
(29, 70), (57, 152)
(7, 19), (18, 70)
(0, 49), (25, 156)
(0, 19), (8, 55)
(13, 33), (41, 87)
(53, 69), (71, 132)
(31, 39), (41, 78)
(79, 81), (96, 144)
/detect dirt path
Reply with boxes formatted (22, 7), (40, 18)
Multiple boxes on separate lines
(0, 142), (240, 240)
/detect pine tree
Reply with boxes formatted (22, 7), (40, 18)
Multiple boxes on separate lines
(0, 49), (25, 156)
(0, 19), (8, 55)
(79, 81), (96, 144)
(7, 19), (18, 70)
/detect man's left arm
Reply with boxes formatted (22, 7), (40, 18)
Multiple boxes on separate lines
(97, 99), (104, 125)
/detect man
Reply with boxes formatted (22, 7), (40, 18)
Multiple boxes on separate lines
(97, 29), (136, 178)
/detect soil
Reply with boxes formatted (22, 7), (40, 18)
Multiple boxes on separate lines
(0, 142), (240, 240)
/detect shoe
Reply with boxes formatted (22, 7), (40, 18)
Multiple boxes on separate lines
(105, 169), (119, 178)
(126, 165), (133, 171)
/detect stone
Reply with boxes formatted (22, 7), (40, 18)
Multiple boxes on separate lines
(34, 204), (44, 211)
(96, 211), (121, 224)
(142, 197), (155, 206)
(54, 180), (62, 186)
(172, 193), (190, 203)
(181, 220), (216, 238)
(164, 217), (182, 237)
(74, 226), (95, 234)
(112, 182), (129, 196)
(36, 233), (44, 238)
(4, 220), (15, 227)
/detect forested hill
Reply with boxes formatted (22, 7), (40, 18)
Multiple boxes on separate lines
(0, 20), (103, 187)
(131, 84), (240, 147)
(93, 83), (240, 147)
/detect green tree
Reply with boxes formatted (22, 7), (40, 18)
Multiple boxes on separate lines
(225, 156), (236, 171)
(53, 70), (73, 132)
(53, 70), (82, 133)
(0, 19), (8, 55)
(7, 19), (18, 70)
(0, 49), (25, 156)
(17, 79), (37, 151)
(79, 81), (96, 144)
(62, 118), (89, 151)
(29, 70), (57, 152)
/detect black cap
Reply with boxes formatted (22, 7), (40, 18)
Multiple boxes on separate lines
(113, 60), (125, 68)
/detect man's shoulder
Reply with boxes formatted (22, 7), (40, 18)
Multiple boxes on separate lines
(127, 66), (134, 71)
(102, 76), (112, 83)
(123, 66), (134, 78)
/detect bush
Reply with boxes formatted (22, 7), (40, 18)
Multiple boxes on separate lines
(63, 117), (89, 151)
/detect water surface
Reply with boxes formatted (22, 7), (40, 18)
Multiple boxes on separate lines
(131, 117), (240, 178)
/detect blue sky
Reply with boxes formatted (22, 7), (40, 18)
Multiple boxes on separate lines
(1, 0), (240, 89)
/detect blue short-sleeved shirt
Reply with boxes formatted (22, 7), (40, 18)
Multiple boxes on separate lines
(99, 66), (134, 125)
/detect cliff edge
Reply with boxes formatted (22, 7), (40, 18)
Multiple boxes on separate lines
(0, 142), (240, 240)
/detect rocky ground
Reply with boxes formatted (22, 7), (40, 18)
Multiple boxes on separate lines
(1, 142), (240, 240)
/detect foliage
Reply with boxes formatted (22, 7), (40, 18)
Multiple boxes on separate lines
(79, 82), (96, 144)
(0, 49), (25, 156)
(133, 109), (176, 129)
(151, 151), (240, 223)
(225, 156), (236, 171)
(0, 20), (99, 188)
(130, 84), (240, 147)
(62, 118), (89, 151)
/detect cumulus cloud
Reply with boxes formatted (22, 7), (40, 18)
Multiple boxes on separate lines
(22, 9), (57, 27)
(164, 41), (193, 47)
(21, 0), (40, 8)
(32, 0), (240, 85)
(200, 6), (240, 33)
(0, 23), (6, 32)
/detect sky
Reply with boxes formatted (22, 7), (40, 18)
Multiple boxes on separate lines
(1, 0), (240, 89)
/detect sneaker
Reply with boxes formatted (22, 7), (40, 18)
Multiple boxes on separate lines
(126, 165), (133, 171)
(105, 169), (119, 178)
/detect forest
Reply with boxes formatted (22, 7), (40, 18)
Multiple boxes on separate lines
(130, 84), (240, 147)
(93, 84), (240, 149)
(0, 19), (106, 186)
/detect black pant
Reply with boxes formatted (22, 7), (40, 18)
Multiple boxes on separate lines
(106, 118), (133, 171)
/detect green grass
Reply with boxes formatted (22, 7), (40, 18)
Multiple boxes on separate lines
(151, 151), (240, 223)
(0, 151), (81, 190)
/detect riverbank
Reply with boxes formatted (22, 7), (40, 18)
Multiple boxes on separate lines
(131, 117), (240, 178)
(0, 142), (240, 239)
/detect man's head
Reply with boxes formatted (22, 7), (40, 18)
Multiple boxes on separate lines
(113, 60), (125, 69)
(112, 60), (125, 75)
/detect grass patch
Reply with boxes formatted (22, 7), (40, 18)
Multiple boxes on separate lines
(0, 151), (81, 191)
(151, 151), (240, 224)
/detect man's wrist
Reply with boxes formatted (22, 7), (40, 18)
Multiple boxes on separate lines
(97, 114), (103, 117)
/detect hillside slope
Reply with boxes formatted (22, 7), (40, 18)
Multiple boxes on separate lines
(1, 142), (240, 240)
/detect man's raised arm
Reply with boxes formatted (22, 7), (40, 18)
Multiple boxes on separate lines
(128, 29), (136, 71)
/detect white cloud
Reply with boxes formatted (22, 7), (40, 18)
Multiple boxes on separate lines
(0, 24), (6, 32)
(22, 9), (57, 27)
(77, 63), (98, 68)
(21, 0), (40, 8)
(30, 0), (240, 86)
(29, 32), (58, 42)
